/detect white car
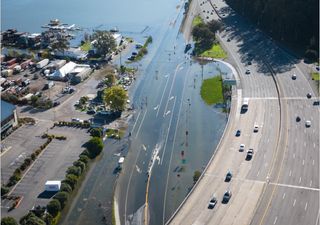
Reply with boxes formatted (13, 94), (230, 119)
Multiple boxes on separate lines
(305, 120), (311, 127)
(239, 144), (245, 152)
(253, 124), (259, 132)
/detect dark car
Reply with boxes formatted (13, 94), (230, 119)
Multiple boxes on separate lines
(222, 191), (232, 203)
(246, 149), (254, 160)
(235, 130), (241, 137)
(307, 93), (312, 99)
(53, 101), (60, 107)
(208, 197), (217, 209)
(225, 171), (232, 182)
(87, 109), (96, 115)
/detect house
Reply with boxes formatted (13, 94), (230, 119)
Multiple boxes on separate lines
(48, 61), (91, 82)
(54, 47), (88, 61)
(1, 100), (18, 137)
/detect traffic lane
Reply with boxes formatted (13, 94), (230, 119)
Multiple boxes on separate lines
(260, 186), (319, 225)
(246, 99), (280, 181)
(1, 123), (48, 184)
(2, 127), (89, 219)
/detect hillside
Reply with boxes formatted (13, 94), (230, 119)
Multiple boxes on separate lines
(226, 0), (319, 60)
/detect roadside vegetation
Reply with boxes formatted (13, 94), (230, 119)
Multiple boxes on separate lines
(191, 19), (226, 59)
(200, 75), (224, 105)
(80, 41), (91, 52)
(130, 36), (152, 62)
(103, 86), (128, 112)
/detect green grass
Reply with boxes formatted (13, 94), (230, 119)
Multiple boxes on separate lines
(105, 128), (125, 139)
(200, 76), (223, 105)
(312, 72), (320, 81)
(200, 43), (227, 59)
(192, 16), (203, 27)
(80, 41), (91, 51)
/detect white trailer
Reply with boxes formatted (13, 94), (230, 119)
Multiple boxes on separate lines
(45, 180), (61, 192)
(36, 59), (49, 69)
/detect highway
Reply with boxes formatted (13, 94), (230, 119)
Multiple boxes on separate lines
(168, 0), (319, 225)
(114, 2), (232, 225)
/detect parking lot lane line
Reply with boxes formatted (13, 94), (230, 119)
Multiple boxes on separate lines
(314, 143), (316, 149)
(282, 193), (286, 199)
(293, 153), (295, 159)
(304, 142), (306, 147)
(313, 160), (315, 165)
(299, 177), (302, 183)
(293, 199), (296, 207)
(310, 180), (313, 187)
(305, 202), (308, 211)
(302, 160), (305, 166)
(289, 170), (292, 177)
(273, 216), (278, 224)
(256, 170), (260, 177)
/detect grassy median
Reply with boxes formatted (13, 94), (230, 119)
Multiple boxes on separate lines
(200, 76), (223, 105)
(200, 43), (227, 59)
(192, 16), (203, 27)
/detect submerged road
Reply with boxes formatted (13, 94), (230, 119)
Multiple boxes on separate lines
(168, 0), (319, 225)
(115, 3), (231, 225)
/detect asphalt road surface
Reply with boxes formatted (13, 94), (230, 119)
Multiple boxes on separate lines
(168, 0), (319, 225)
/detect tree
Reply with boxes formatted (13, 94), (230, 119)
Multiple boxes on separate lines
(60, 182), (72, 193)
(50, 38), (70, 53)
(73, 160), (86, 173)
(207, 20), (222, 33)
(53, 191), (69, 209)
(85, 137), (104, 158)
(104, 73), (116, 87)
(193, 170), (201, 184)
(66, 166), (81, 177)
(19, 212), (45, 225)
(92, 30), (116, 57)
(90, 128), (103, 138)
(64, 174), (78, 190)
(47, 199), (61, 217)
(103, 86), (128, 112)
(79, 155), (90, 164)
(1, 217), (18, 225)
(1, 186), (9, 197)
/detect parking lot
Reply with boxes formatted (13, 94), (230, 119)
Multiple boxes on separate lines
(1, 126), (90, 220)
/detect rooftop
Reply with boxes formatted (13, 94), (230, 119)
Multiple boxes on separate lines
(1, 100), (16, 122)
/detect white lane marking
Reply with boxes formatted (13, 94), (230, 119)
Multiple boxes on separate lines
(164, 74), (169, 78)
(154, 105), (159, 110)
(304, 142), (306, 147)
(302, 160), (305, 166)
(142, 144), (147, 151)
(293, 199), (296, 207)
(131, 111), (142, 133)
(273, 216), (278, 224)
(157, 74), (170, 117)
(295, 139), (298, 143)
(314, 143), (316, 149)
(257, 170), (260, 177)
(135, 165), (142, 173)
(299, 177), (302, 184)
(305, 202), (308, 211)
(282, 193), (286, 199)
(289, 170), (292, 177)
(160, 98), (177, 164)
(164, 110), (171, 116)
(135, 110), (148, 138)
(267, 138), (270, 143)
(313, 160), (315, 165)
(310, 180), (313, 187)
(169, 96), (175, 101)
(293, 153), (295, 159)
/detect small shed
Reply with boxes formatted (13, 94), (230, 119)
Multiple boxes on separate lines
(45, 180), (61, 192)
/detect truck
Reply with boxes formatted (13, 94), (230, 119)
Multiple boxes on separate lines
(36, 58), (49, 69)
(1, 69), (13, 77)
(241, 98), (249, 113)
(45, 180), (61, 192)
(44, 81), (54, 90)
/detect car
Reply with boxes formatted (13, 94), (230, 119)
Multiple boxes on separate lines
(135, 43), (143, 49)
(225, 171), (232, 182)
(222, 191), (232, 203)
(253, 124), (259, 132)
(71, 118), (81, 122)
(248, 61), (252, 65)
(239, 144), (245, 152)
(246, 149), (254, 160)
(245, 69), (250, 74)
(208, 196), (217, 209)
(235, 130), (241, 137)
(127, 56), (135, 61)
(313, 101), (320, 106)
(53, 101), (60, 107)
(307, 93), (312, 99)
(87, 109), (96, 115)
(292, 74), (297, 80)
(74, 100), (80, 106)
(296, 116), (301, 122)
(305, 120), (311, 127)
(227, 38), (231, 42)
(132, 52), (138, 56)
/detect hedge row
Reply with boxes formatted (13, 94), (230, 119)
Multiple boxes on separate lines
(54, 121), (90, 129)
(41, 133), (67, 140)
(3, 137), (53, 192)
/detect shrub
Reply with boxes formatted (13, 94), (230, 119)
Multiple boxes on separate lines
(46, 199), (61, 217)
(64, 174), (78, 189)
(1, 216), (18, 225)
(80, 149), (90, 158)
(1, 186), (10, 197)
(19, 212), (46, 225)
(55, 135), (66, 140)
(24, 157), (32, 166)
(79, 155), (89, 164)
(73, 161), (86, 173)
(66, 166), (81, 177)
(30, 153), (36, 160)
(19, 163), (27, 171)
(35, 149), (41, 156)
(90, 128), (103, 138)
(85, 137), (104, 159)
(60, 183), (72, 193)
(193, 170), (201, 184)
(53, 191), (69, 209)
(14, 168), (21, 175)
